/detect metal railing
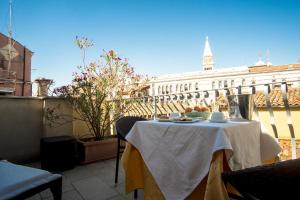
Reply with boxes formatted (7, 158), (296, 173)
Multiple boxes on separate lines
(125, 80), (300, 159)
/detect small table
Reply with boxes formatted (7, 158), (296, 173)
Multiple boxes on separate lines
(122, 120), (279, 200)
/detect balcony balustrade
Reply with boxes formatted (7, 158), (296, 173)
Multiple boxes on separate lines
(125, 80), (300, 160)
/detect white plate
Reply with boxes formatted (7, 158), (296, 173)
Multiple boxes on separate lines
(209, 119), (228, 123)
(172, 119), (200, 123)
(157, 118), (172, 122)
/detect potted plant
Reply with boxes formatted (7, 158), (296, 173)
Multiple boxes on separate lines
(50, 37), (147, 164)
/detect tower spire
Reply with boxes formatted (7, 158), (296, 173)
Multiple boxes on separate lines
(202, 36), (214, 71)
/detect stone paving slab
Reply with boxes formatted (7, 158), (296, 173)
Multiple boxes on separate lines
(24, 159), (143, 200)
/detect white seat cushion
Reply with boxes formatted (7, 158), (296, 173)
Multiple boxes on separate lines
(0, 160), (61, 200)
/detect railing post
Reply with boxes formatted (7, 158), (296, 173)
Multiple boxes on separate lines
(281, 82), (297, 159)
(214, 90), (220, 111)
(202, 91), (209, 107)
(153, 96), (157, 120)
(237, 86), (242, 95)
(264, 84), (279, 141)
(250, 85), (260, 121)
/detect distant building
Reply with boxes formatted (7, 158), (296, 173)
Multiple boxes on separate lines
(0, 32), (33, 96)
(149, 37), (300, 100)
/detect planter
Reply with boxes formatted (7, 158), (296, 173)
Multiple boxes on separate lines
(78, 137), (117, 164)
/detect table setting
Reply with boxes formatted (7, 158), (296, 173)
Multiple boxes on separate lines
(121, 96), (281, 200)
(156, 105), (245, 124)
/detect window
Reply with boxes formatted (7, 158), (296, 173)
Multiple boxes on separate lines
(242, 78), (246, 86)
(169, 85), (173, 93)
(176, 84), (179, 92)
(162, 85), (165, 94)
(231, 80), (234, 87)
(272, 77), (277, 88)
(184, 84), (188, 91)
(166, 85), (169, 94)
(189, 83), (192, 91)
(212, 81), (215, 89)
(224, 80), (228, 88)
(195, 83), (199, 90)
(180, 84), (183, 92)
(158, 86), (161, 94)
(218, 81), (222, 88)
(251, 79), (256, 85)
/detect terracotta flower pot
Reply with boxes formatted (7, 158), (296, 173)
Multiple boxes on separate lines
(78, 137), (117, 164)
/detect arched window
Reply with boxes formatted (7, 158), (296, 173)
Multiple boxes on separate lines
(272, 77), (277, 88)
(166, 85), (169, 94)
(184, 84), (188, 91)
(195, 83), (199, 90)
(180, 84), (183, 92)
(218, 80), (222, 88)
(169, 85), (173, 93)
(162, 85), (165, 94)
(242, 78), (246, 86)
(224, 80), (228, 88)
(212, 81), (215, 89)
(189, 83), (192, 91)
(158, 86), (161, 94)
(176, 84), (179, 92)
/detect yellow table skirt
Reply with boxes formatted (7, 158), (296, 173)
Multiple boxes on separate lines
(121, 143), (231, 200)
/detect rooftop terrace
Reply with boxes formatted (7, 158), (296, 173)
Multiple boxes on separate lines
(25, 159), (142, 200)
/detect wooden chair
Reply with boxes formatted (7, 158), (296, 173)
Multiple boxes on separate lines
(222, 158), (300, 200)
(114, 116), (147, 199)
(0, 159), (62, 200)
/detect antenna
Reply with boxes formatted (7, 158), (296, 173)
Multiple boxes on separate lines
(266, 49), (272, 66)
(258, 52), (262, 61)
(8, 0), (12, 71)
(266, 49), (270, 62)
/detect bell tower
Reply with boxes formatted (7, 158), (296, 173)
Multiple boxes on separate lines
(202, 36), (214, 71)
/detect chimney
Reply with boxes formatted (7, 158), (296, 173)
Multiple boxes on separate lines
(35, 77), (53, 97)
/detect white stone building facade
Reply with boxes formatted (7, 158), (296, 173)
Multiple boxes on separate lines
(149, 37), (300, 99)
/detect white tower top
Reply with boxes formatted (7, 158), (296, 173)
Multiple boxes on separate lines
(202, 36), (214, 71)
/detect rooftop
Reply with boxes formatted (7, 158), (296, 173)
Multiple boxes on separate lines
(216, 87), (300, 108)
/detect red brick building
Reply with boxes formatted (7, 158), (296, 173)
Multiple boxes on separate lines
(0, 32), (32, 96)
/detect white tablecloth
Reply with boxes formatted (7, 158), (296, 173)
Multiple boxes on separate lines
(126, 120), (279, 200)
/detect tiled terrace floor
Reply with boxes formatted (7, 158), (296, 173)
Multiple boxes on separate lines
(26, 159), (143, 200)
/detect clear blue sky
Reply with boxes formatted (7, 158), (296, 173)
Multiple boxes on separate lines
(0, 0), (300, 87)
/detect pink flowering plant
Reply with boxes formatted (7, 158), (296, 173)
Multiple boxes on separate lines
(51, 37), (147, 140)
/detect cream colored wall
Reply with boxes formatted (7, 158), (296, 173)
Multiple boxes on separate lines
(254, 108), (300, 139)
(43, 98), (73, 137)
(72, 111), (92, 139)
(0, 97), (43, 162)
(0, 97), (73, 163)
